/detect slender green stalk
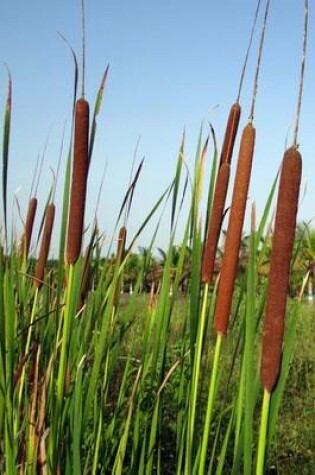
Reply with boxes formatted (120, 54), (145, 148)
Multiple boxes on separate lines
(198, 333), (223, 475)
(256, 389), (271, 475)
(185, 283), (209, 474)
(57, 264), (75, 408)
(17, 287), (39, 409)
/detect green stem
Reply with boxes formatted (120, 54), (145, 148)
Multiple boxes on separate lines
(57, 264), (74, 409)
(256, 389), (271, 475)
(198, 333), (223, 475)
(18, 287), (39, 408)
(185, 283), (209, 475)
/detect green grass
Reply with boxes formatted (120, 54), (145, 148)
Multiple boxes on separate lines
(110, 293), (315, 474)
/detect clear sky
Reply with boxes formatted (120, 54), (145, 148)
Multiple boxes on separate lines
(0, 1), (314, 256)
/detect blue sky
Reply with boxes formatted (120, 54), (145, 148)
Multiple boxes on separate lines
(0, 1), (314, 255)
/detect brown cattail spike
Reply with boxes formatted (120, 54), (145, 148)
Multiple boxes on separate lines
(21, 197), (38, 258)
(66, 98), (90, 265)
(214, 123), (256, 335)
(116, 226), (127, 263)
(201, 163), (230, 284)
(113, 226), (127, 306)
(201, 103), (241, 284)
(34, 203), (55, 287)
(261, 147), (302, 392)
(219, 103), (241, 167)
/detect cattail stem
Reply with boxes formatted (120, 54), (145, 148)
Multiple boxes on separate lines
(293, 0), (308, 146)
(249, 0), (271, 122)
(66, 98), (90, 265)
(186, 282), (209, 472)
(198, 333), (223, 474)
(57, 264), (75, 409)
(236, 0), (262, 103)
(34, 203), (55, 287)
(18, 287), (39, 408)
(256, 389), (271, 475)
(81, 0), (86, 98)
(214, 123), (256, 335)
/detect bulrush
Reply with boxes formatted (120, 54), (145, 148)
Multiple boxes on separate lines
(261, 146), (302, 392)
(214, 123), (256, 335)
(113, 226), (127, 306)
(257, 3), (308, 473)
(116, 226), (127, 263)
(34, 203), (55, 287)
(20, 197), (37, 259)
(199, 0), (259, 286)
(219, 102), (241, 167)
(201, 103), (240, 285)
(201, 162), (230, 284)
(66, 98), (90, 265)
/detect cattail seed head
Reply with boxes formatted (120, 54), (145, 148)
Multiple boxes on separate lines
(34, 203), (55, 287)
(20, 197), (37, 258)
(201, 103), (241, 285)
(116, 226), (127, 263)
(214, 123), (256, 335)
(201, 163), (230, 284)
(219, 103), (241, 167)
(113, 226), (127, 306)
(66, 98), (90, 265)
(261, 146), (302, 392)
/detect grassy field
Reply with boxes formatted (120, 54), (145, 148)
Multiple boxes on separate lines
(117, 293), (314, 474)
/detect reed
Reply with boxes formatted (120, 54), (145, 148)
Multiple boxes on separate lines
(201, 103), (240, 286)
(257, 3), (308, 473)
(214, 123), (255, 335)
(219, 103), (241, 167)
(200, 0), (262, 288)
(66, 98), (90, 265)
(261, 147), (302, 391)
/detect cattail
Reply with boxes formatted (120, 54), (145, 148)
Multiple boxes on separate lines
(116, 226), (127, 263)
(20, 197), (37, 258)
(201, 102), (240, 285)
(261, 147), (302, 392)
(214, 123), (255, 335)
(66, 98), (90, 265)
(219, 102), (241, 167)
(113, 226), (127, 306)
(201, 163), (230, 284)
(34, 203), (55, 287)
